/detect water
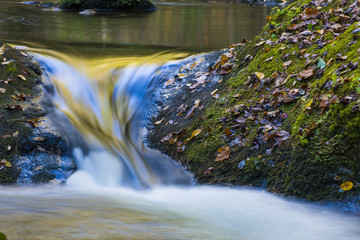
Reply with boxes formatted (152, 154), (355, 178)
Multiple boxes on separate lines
(1, 1), (360, 239)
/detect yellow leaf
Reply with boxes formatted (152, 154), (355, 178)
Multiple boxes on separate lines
(12, 131), (19, 137)
(18, 74), (26, 81)
(190, 129), (201, 139)
(1, 159), (11, 168)
(340, 181), (353, 191)
(215, 146), (230, 162)
(33, 137), (44, 141)
(255, 72), (265, 80)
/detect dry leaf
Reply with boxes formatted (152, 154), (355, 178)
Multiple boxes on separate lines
(190, 129), (201, 139)
(215, 146), (230, 162)
(12, 131), (19, 137)
(340, 181), (353, 191)
(298, 68), (314, 79)
(255, 72), (265, 80)
(33, 137), (44, 141)
(185, 99), (201, 119)
(18, 74), (26, 81)
(0, 88), (5, 93)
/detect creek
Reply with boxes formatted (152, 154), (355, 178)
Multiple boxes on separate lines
(0, 1), (359, 239)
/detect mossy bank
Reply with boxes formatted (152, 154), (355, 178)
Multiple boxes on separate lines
(0, 42), (75, 184)
(147, 0), (360, 209)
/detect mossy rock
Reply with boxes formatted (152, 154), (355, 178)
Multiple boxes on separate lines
(147, 0), (360, 206)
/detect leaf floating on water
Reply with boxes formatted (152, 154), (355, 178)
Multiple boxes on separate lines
(340, 181), (353, 191)
(215, 146), (230, 162)
(190, 129), (201, 139)
(33, 137), (44, 141)
(0, 88), (5, 93)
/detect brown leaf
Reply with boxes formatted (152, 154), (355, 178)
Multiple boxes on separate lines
(302, 8), (319, 20)
(190, 129), (201, 139)
(176, 104), (188, 117)
(282, 60), (293, 69)
(298, 68), (314, 79)
(185, 99), (201, 119)
(215, 146), (230, 162)
(225, 128), (232, 137)
(6, 104), (22, 110)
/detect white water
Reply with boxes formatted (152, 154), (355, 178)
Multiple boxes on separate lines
(1, 51), (359, 239)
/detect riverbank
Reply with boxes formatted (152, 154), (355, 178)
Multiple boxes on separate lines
(146, 0), (360, 209)
(0, 43), (75, 184)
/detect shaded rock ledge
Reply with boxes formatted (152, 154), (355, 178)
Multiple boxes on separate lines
(0, 42), (76, 184)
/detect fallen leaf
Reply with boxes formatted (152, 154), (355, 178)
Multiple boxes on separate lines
(154, 118), (164, 125)
(298, 68), (314, 79)
(33, 137), (44, 141)
(6, 105), (22, 110)
(0, 88), (5, 93)
(302, 8), (319, 20)
(215, 146), (230, 162)
(2, 135), (11, 139)
(0, 159), (11, 168)
(317, 58), (326, 70)
(6, 145), (11, 151)
(185, 99), (201, 119)
(340, 181), (353, 191)
(283, 60), (293, 68)
(12, 131), (19, 137)
(225, 127), (232, 137)
(176, 104), (188, 117)
(255, 72), (265, 80)
(164, 78), (174, 87)
(190, 129), (201, 139)
(34, 166), (44, 171)
(18, 75), (26, 81)
(204, 167), (213, 175)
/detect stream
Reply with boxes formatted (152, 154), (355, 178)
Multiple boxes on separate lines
(0, 1), (360, 239)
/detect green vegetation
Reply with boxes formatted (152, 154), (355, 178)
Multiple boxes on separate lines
(149, 0), (360, 202)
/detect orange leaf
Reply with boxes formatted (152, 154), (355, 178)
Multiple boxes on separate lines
(215, 146), (230, 162)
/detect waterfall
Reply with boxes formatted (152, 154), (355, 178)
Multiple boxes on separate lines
(33, 53), (192, 189)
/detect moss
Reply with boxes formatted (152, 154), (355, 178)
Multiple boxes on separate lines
(147, 0), (360, 203)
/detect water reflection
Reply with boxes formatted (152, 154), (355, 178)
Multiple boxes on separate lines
(0, 0), (273, 50)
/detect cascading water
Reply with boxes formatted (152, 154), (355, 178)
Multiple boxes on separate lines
(1, 49), (359, 240)
(32, 51), (193, 189)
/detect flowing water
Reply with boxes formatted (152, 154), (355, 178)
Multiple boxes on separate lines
(1, 1), (360, 239)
